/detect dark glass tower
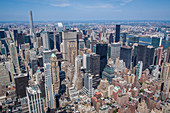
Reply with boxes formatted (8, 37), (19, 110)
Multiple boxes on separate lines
(137, 45), (154, 70)
(123, 33), (126, 45)
(109, 33), (114, 44)
(120, 46), (132, 69)
(115, 25), (120, 42)
(96, 43), (108, 76)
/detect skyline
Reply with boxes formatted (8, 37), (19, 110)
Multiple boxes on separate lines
(0, 0), (170, 21)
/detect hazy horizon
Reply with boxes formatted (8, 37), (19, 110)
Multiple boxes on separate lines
(0, 0), (170, 21)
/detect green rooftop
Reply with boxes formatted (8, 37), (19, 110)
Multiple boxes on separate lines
(36, 70), (41, 73)
(51, 53), (56, 57)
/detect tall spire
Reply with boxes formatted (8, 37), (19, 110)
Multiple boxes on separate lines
(29, 10), (34, 37)
(29, 10), (36, 48)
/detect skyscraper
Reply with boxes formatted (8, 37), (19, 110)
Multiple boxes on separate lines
(29, 10), (36, 47)
(0, 62), (11, 96)
(160, 62), (170, 81)
(165, 47), (170, 63)
(42, 31), (54, 50)
(109, 33), (114, 44)
(120, 46), (132, 69)
(83, 53), (91, 72)
(15, 74), (29, 98)
(96, 43), (108, 76)
(29, 10), (34, 37)
(102, 65), (115, 84)
(83, 53), (100, 75)
(90, 53), (100, 75)
(43, 49), (56, 64)
(110, 43), (121, 62)
(72, 56), (83, 90)
(123, 33), (127, 45)
(44, 63), (56, 109)
(51, 53), (60, 94)
(136, 61), (143, 80)
(26, 84), (44, 113)
(9, 42), (21, 74)
(115, 25), (120, 42)
(81, 73), (94, 98)
(137, 45), (154, 70)
(151, 37), (162, 48)
(62, 30), (77, 60)
(156, 45), (163, 65)
(67, 41), (77, 65)
(30, 58), (38, 75)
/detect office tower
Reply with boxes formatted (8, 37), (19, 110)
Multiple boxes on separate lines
(43, 49), (56, 64)
(83, 53), (91, 72)
(90, 53), (100, 75)
(39, 75), (46, 98)
(1, 44), (7, 56)
(55, 33), (61, 51)
(91, 40), (97, 53)
(66, 64), (75, 85)
(9, 43), (21, 74)
(160, 63), (170, 81)
(110, 43), (121, 61)
(37, 36), (43, 48)
(51, 53), (60, 94)
(17, 31), (25, 46)
(132, 44), (138, 67)
(77, 32), (82, 39)
(53, 32), (57, 50)
(73, 56), (82, 85)
(120, 46), (132, 69)
(109, 33), (114, 44)
(165, 47), (170, 63)
(151, 37), (162, 48)
(42, 31), (54, 50)
(115, 25), (120, 42)
(0, 30), (5, 39)
(62, 30), (77, 60)
(96, 43), (108, 75)
(78, 39), (85, 50)
(81, 73), (94, 98)
(156, 46), (163, 65)
(101, 32), (107, 43)
(137, 45), (154, 70)
(136, 61), (143, 80)
(73, 56), (83, 90)
(123, 33), (126, 45)
(24, 35), (32, 45)
(30, 58), (38, 75)
(92, 74), (101, 89)
(0, 62), (10, 96)
(85, 39), (91, 48)
(26, 84), (44, 113)
(29, 10), (36, 48)
(102, 65), (115, 84)
(12, 30), (25, 46)
(37, 56), (43, 67)
(29, 10), (34, 37)
(14, 74), (29, 98)
(44, 63), (56, 109)
(67, 41), (77, 65)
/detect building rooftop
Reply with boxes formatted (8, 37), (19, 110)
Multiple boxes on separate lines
(51, 53), (56, 57)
